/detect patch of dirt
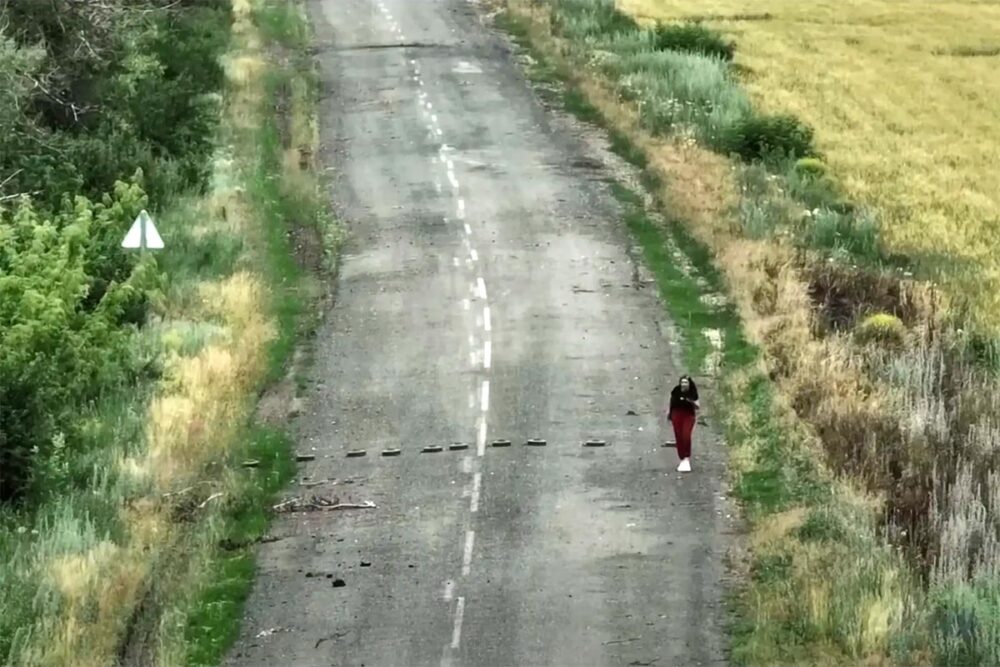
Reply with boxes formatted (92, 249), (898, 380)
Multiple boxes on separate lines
(256, 375), (304, 427)
(289, 221), (325, 274)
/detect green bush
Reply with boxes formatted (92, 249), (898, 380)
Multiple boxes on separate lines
(0, 2), (229, 211)
(794, 157), (827, 178)
(854, 312), (906, 347)
(803, 208), (883, 264)
(552, 0), (639, 41)
(796, 506), (846, 542)
(0, 181), (158, 501)
(717, 113), (816, 162)
(652, 22), (735, 61)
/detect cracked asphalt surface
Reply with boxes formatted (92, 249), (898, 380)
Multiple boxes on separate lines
(225, 0), (732, 665)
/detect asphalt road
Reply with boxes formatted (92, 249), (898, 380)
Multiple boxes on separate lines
(225, 1), (732, 665)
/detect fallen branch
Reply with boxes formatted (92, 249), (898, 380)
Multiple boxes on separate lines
(198, 492), (224, 509)
(272, 495), (376, 513)
(271, 498), (299, 512)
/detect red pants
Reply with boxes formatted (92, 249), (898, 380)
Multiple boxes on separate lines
(671, 410), (696, 460)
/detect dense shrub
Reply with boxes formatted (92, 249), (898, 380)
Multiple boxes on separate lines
(653, 22), (735, 61)
(0, 2), (228, 500)
(0, 1), (230, 210)
(0, 181), (159, 501)
(552, 0), (639, 40)
(794, 157), (827, 178)
(855, 312), (906, 347)
(0, 183), (154, 499)
(716, 112), (817, 161)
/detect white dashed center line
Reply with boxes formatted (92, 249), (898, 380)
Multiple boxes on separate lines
(451, 597), (466, 649)
(470, 472), (482, 513)
(462, 531), (475, 576)
(480, 380), (490, 412)
(477, 418), (487, 456)
(403, 36), (497, 661)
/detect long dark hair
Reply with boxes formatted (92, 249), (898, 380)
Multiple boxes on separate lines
(675, 374), (697, 395)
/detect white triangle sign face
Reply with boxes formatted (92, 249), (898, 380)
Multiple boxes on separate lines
(121, 210), (164, 250)
(121, 218), (143, 249)
(143, 211), (164, 249)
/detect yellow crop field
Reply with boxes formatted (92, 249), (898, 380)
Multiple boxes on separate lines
(619, 0), (1000, 323)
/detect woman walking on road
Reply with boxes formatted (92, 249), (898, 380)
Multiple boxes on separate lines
(668, 375), (699, 472)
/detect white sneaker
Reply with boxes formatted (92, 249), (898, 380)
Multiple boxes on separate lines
(677, 458), (691, 472)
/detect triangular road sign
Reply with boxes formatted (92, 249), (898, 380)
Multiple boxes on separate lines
(122, 210), (164, 250)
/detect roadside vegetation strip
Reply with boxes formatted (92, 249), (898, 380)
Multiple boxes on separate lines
(499, 2), (932, 665)
(0, 0), (332, 665)
(621, 0), (1000, 332)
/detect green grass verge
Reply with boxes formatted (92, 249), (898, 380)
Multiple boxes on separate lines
(179, 2), (329, 664)
(184, 428), (295, 667)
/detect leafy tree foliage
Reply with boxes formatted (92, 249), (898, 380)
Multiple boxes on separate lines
(0, 0), (230, 499)
(0, 0), (231, 208)
(0, 180), (161, 500)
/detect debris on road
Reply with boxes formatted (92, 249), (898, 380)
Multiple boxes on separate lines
(299, 478), (333, 488)
(272, 495), (376, 513)
(314, 631), (348, 649)
(255, 627), (290, 639)
(603, 636), (641, 645)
